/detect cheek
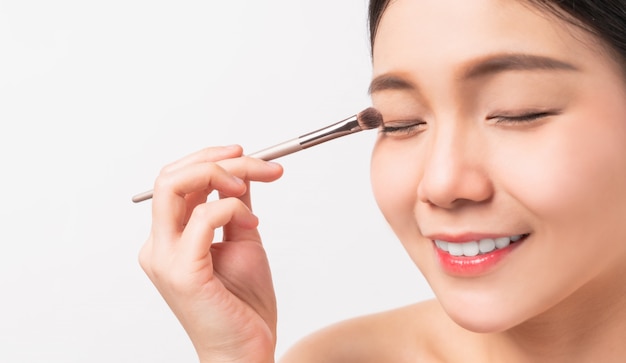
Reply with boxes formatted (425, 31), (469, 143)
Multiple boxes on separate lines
(495, 106), (626, 245)
(371, 139), (423, 237)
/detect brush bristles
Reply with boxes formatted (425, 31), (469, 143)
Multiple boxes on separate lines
(357, 107), (383, 130)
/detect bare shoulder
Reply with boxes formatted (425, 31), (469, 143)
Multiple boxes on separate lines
(279, 299), (450, 363)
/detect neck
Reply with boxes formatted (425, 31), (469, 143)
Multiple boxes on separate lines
(493, 270), (626, 363)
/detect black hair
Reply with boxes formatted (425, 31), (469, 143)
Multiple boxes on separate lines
(368, 0), (393, 50)
(368, 0), (626, 68)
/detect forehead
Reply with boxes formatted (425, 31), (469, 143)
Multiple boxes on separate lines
(371, 0), (596, 76)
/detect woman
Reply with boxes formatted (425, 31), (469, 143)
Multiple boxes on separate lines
(139, 0), (626, 361)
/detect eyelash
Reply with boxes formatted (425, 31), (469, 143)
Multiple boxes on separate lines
(379, 111), (556, 136)
(380, 121), (426, 136)
(488, 111), (556, 124)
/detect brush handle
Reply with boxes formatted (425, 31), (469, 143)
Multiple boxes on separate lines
(131, 114), (363, 203)
(131, 139), (302, 203)
(131, 190), (155, 203)
(246, 138), (302, 160)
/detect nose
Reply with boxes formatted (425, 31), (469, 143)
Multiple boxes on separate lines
(417, 126), (494, 209)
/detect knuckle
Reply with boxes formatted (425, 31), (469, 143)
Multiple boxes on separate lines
(224, 196), (248, 211)
(153, 172), (174, 193)
(148, 261), (167, 282)
(191, 202), (214, 220)
(203, 162), (221, 176)
(215, 197), (242, 215)
(188, 202), (224, 230)
(158, 160), (178, 175)
(138, 246), (150, 272)
(188, 197), (247, 228)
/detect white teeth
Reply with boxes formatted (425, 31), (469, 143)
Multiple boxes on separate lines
(478, 238), (496, 253)
(434, 234), (524, 257)
(462, 241), (479, 257)
(435, 240), (449, 251)
(448, 243), (464, 256)
(494, 237), (510, 249)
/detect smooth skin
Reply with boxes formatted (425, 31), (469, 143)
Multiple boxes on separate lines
(139, 145), (283, 363)
(141, 0), (626, 362)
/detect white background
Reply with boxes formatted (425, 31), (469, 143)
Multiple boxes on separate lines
(0, 1), (434, 361)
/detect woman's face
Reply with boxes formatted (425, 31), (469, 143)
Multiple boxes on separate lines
(370, 0), (626, 332)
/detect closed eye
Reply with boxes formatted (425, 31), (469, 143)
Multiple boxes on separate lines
(488, 111), (558, 124)
(380, 120), (427, 136)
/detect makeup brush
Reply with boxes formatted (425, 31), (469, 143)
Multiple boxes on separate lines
(131, 107), (382, 203)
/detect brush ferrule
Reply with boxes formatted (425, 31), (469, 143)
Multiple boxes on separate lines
(246, 115), (361, 161)
(298, 115), (360, 149)
(131, 114), (365, 203)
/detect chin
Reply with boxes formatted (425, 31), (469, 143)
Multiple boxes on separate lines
(446, 309), (518, 333)
(437, 292), (531, 334)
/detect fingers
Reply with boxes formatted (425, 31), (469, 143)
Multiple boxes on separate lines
(180, 197), (259, 262)
(214, 159), (283, 242)
(220, 180), (260, 243)
(139, 146), (281, 360)
(141, 197), (260, 290)
(150, 146), (283, 245)
(152, 162), (247, 242)
(215, 158), (283, 209)
(160, 145), (244, 174)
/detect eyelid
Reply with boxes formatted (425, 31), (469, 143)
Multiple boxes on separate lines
(487, 110), (560, 123)
(380, 119), (427, 135)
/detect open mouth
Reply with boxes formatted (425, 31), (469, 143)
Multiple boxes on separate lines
(434, 234), (530, 257)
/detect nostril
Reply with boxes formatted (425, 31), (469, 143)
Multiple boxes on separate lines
(417, 168), (494, 209)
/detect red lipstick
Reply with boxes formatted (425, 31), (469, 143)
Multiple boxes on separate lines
(430, 234), (527, 277)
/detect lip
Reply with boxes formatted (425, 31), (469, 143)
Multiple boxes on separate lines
(429, 233), (527, 277)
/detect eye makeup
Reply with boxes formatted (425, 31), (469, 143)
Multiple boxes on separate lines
(380, 120), (427, 136)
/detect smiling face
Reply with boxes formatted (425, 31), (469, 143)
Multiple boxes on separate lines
(370, 0), (626, 332)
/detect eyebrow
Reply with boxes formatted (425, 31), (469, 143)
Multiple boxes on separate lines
(368, 54), (578, 95)
(368, 74), (415, 95)
(462, 54), (579, 79)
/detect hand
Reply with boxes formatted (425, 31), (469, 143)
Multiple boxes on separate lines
(139, 145), (283, 363)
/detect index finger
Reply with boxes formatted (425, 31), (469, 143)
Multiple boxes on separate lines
(160, 145), (244, 174)
(151, 162), (246, 243)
